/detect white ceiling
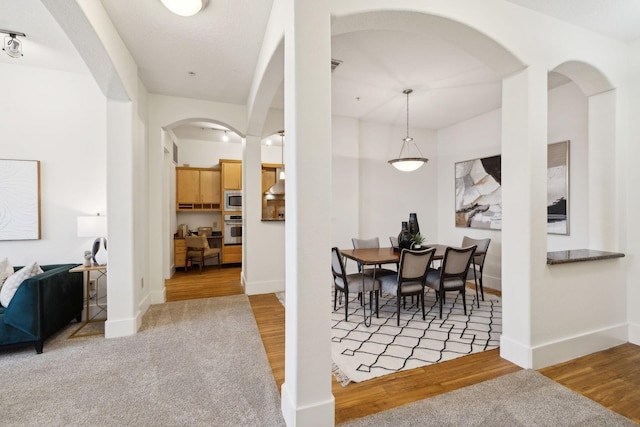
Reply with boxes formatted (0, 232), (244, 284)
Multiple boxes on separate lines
(3, 0), (640, 140)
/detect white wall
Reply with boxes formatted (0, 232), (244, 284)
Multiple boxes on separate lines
(0, 63), (106, 266)
(436, 81), (589, 291)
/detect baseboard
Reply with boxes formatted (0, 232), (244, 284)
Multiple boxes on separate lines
(628, 321), (640, 345)
(500, 335), (533, 368)
(281, 383), (335, 426)
(105, 316), (138, 338)
(244, 277), (284, 295)
(483, 273), (501, 292)
(502, 324), (628, 369)
(149, 287), (166, 305)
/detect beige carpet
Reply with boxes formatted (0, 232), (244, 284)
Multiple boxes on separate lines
(0, 295), (285, 427)
(341, 369), (636, 426)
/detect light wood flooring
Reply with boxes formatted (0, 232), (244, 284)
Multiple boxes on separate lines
(166, 266), (640, 424)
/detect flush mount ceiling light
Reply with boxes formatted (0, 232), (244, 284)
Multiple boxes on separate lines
(388, 89), (429, 172)
(0, 29), (26, 58)
(160, 0), (208, 16)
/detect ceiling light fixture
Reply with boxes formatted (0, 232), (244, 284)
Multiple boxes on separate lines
(388, 89), (429, 172)
(0, 29), (26, 59)
(160, 0), (208, 16)
(222, 130), (229, 142)
(279, 131), (285, 180)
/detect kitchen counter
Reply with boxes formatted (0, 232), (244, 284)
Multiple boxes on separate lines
(547, 249), (625, 265)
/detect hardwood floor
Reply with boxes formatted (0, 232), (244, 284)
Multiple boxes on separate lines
(166, 269), (640, 424)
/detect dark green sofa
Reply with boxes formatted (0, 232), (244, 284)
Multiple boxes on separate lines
(0, 264), (83, 353)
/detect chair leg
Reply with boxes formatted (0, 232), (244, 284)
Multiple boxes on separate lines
(375, 290), (379, 318)
(333, 288), (338, 311)
(421, 292), (426, 320)
(344, 292), (349, 321)
(439, 292), (443, 319)
(461, 289), (467, 315)
(473, 267), (480, 308)
(396, 293), (401, 326)
(479, 276), (485, 301)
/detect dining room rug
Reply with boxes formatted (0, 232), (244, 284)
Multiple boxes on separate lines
(331, 287), (501, 385)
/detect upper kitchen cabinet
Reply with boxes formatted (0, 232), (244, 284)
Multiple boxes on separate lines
(221, 160), (242, 190)
(176, 167), (221, 211)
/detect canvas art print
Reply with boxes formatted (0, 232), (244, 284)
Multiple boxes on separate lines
(0, 159), (41, 240)
(547, 140), (570, 235)
(455, 155), (502, 229)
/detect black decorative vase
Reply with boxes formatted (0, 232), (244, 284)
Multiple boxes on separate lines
(397, 221), (412, 249)
(408, 213), (420, 236)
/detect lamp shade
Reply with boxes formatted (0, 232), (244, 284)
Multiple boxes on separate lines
(77, 215), (107, 238)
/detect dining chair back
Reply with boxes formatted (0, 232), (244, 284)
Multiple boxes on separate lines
(379, 247), (436, 325)
(461, 236), (491, 305)
(331, 247), (380, 321)
(425, 245), (477, 318)
(352, 237), (397, 275)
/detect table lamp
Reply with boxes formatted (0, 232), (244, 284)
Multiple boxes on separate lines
(77, 214), (108, 265)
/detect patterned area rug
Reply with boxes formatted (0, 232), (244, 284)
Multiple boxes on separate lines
(331, 288), (501, 385)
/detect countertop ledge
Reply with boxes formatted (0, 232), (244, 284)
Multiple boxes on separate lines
(261, 218), (285, 222)
(547, 249), (625, 265)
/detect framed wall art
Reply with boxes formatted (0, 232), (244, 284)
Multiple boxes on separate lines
(547, 140), (570, 235)
(455, 154), (502, 230)
(0, 159), (41, 240)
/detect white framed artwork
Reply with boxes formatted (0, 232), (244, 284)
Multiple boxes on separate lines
(0, 159), (41, 240)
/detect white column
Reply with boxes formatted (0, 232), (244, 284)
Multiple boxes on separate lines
(499, 66), (548, 368)
(105, 99), (137, 338)
(587, 91), (617, 251)
(280, 0), (335, 425)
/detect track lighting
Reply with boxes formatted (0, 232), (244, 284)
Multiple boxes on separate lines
(0, 29), (26, 59)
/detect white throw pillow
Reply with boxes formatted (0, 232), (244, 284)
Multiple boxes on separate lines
(0, 262), (44, 308)
(0, 257), (13, 290)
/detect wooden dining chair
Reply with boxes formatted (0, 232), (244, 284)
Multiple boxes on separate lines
(462, 236), (491, 306)
(425, 245), (477, 318)
(185, 234), (221, 274)
(331, 247), (380, 321)
(379, 247), (436, 326)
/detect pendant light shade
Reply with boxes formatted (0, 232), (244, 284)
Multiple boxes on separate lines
(160, 0), (207, 16)
(388, 89), (429, 172)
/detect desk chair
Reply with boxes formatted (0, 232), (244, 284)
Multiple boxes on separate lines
(185, 234), (221, 274)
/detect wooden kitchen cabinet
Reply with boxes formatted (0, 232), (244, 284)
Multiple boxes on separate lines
(221, 161), (242, 190)
(174, 238), (187, 268)
(176, 167), (221, 210)
(222, 244), (242, 264)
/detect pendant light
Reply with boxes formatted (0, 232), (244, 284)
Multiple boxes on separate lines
(388, 89), (429, 172)
(279, 131), (285, 180)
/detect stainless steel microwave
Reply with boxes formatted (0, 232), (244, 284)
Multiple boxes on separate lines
(224, 190), (242, 211)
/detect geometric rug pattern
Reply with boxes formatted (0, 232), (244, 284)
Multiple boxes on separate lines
(332, 287), (501, 384)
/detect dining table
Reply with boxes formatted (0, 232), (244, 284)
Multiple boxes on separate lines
(339, 245), (482, 326)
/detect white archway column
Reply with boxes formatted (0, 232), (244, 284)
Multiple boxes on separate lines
(280, 0), (335, 425)
(105, 99), (137, 337)
(588, 90), (617, 250)
(500, 66), (548, 368)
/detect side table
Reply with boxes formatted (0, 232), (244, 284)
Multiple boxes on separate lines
(68, 264), (107, 337)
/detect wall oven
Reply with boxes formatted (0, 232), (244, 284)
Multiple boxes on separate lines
(224, 190), (242, 211)
(224, 214), (242, 245)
